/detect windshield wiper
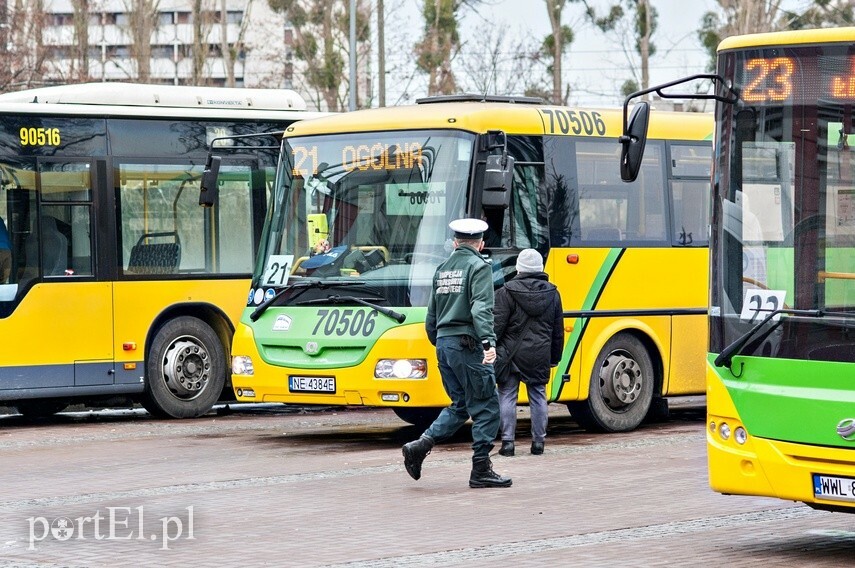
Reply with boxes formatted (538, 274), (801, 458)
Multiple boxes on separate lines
(298, 294), (406, 324)
(714, 308), (822, 369)
(249, 279), (363, 322)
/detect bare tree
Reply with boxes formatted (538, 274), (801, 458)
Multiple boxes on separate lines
(220, 0), (254, 87)
(0, 0), (51, 91)
(191, 0), (213, 84)
(544, 0), (571, 104)
(583, 0), (656, 98)
(123, 0), (160, 82)
(415, 0), (484, 96)
(70, 0), (90, 82)
(457, 28), (548, 98)
(268, 0), (370, 111)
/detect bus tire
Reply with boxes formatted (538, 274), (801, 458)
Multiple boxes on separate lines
(571, 334), (655, 433)
(142, 316), (226, 419)
(393, 407), (442, 429)
(15, 399), (68, 418)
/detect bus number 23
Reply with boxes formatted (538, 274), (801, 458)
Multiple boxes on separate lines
(312, 309), (378, 336)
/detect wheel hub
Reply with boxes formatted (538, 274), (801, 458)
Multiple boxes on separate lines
(599, 351), (643, 409)
(163, 339), (210, 398)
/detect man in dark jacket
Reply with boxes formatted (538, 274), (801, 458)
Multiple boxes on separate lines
(494, 248), (564, 456)
(402, 218), (512, 488)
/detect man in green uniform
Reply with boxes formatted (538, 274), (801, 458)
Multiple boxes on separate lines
(402, 218), (512, 488)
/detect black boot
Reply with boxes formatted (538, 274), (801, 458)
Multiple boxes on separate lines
(531, 441), (544, 455)
(402, 436), (434, 480)
(498, 441), (515, 457)
(469, 456), (512, 488)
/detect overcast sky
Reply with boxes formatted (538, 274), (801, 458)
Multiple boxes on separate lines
(385, 0), (808, 108)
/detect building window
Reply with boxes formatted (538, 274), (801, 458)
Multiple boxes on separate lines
(50, 13), (73, 26)
(158, 12), (175, 25)
(151, 45), (173, 59)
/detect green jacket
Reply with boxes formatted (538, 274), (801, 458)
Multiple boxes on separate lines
(425, 244), (496, 348)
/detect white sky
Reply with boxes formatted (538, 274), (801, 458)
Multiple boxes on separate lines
(384, 0), (808, 108)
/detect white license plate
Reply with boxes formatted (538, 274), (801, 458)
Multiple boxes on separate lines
(289, 376), (335, 393)
(813, 473), (855, 502)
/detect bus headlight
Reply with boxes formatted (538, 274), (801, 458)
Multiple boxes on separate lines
(375, 359), (427, 379)
(719, 422), (731, 440)
(734, 426), (748, 445)
(232, 356), (254, 376)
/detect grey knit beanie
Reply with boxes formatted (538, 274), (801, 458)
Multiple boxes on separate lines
(515, 249), (543, 274)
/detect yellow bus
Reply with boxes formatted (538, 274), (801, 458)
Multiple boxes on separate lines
(622, 28), (855, 511)
(225, 95), (712, 432)
(0, 83), (324, 418)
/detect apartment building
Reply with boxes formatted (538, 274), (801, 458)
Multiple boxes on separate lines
(41, 0), (294, 89)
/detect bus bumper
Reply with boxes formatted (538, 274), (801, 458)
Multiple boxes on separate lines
(230, 322), (452, 408)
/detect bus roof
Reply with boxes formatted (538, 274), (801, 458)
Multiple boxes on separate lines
(0, 82), (308, 111)
(284, 101), (712, 141)
(718, 27), (855, 51)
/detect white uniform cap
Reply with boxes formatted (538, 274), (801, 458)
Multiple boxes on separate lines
(449, 218), (488, 238)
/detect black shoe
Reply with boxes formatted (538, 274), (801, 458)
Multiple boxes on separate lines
(531, 441), (544, 455)
(498, 441), (515, 457)
(469, 457), (512, 488)
(402, 436), (433, 480)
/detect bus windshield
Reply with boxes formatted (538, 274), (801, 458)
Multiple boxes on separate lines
(713, 44), (855, 359)
(254, 130), (474, 306)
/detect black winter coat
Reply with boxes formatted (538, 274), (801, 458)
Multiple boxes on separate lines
(493, 272), (564, 385)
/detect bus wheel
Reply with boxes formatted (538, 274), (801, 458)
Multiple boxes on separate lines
(393, 407), (442, 429)
(15, 399), (68, 418)
(571, 334), (654, 433)
(143, 316), (226, 419)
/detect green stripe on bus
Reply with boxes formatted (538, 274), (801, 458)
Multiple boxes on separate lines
(550, 248), (623, 400)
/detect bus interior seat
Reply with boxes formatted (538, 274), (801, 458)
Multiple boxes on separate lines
(585, 226), (622, 241)
(127, 231), (181, 274)
(25, 215), (69, 276)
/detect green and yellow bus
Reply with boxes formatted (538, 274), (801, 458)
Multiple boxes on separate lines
(226, 95), (712, 432)
(622, 28), (855, 511)
(0, 83), (323, 418)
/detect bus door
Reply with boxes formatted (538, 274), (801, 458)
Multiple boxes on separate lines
(36, 158), (114, 386)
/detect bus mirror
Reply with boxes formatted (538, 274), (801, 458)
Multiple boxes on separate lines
(199, 155), (221, 207)
(620, 102), (650, 183)
(482, 154), (514, 208)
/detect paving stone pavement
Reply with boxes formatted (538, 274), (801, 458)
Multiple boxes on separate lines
(0, 402), (852, 567)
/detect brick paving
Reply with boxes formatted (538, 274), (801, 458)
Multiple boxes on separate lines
(0, 402), (852, 567)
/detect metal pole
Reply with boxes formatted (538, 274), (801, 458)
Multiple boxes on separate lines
(378, 0), (385, 107)
(349, 0), (357, 111)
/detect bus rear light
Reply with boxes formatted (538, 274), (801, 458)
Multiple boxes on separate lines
(122, 342), (137, 351)
(566, 254), (579, 264)
(375, 359), (427, 379)
(232, 356), (254, 376)
(123, 363), (136, 370)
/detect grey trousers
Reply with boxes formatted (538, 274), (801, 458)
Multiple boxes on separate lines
(498, 375), (547, 443)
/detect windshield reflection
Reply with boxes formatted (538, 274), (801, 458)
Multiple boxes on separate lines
(254, 130), (473, 307)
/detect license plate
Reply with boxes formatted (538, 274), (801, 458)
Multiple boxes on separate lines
(813, 473), (855, 502)
(289, 376), (335, 393)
